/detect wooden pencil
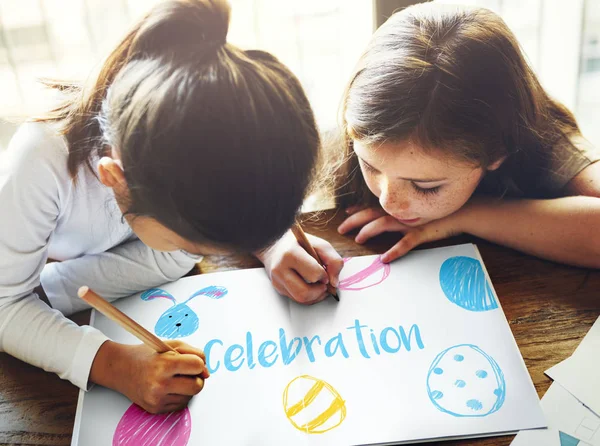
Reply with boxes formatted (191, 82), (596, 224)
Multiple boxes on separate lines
(77, 286), (177, 354)
(291, 221), (339, 301)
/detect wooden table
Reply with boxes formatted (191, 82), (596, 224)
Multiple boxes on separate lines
(0, 209), (598, 446)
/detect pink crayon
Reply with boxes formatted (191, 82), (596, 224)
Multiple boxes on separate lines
(113, 404), (192, 446)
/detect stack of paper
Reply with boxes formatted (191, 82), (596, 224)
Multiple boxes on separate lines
(511, 317), (600, 446)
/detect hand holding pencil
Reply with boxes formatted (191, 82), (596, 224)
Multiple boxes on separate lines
(291, 222), (339, 301)
(256, 221), (344, 304)
(80, 286), (209, 414)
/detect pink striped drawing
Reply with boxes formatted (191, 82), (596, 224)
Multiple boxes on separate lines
(338, 256), (391, 291)
(113, 404), (192, 446)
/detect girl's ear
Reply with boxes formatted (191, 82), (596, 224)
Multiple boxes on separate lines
(98, 156), (127, 189)
(487, 156), (507, 172)
(141, 288), (177, 306)
(98, 156), (131, 207)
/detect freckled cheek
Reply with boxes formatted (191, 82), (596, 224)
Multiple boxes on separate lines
(429, 184), (477, 219)
(405, 187), (466, 220)
(434, 193), (461, 216)
(411, 194), (444, 218)
(365, 177), (435, 216)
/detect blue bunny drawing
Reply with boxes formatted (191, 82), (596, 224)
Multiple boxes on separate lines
(141, 286), (227, 338)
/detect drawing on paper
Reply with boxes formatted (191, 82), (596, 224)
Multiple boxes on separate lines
(338, 256), (391, 291)
(559, 431), (582, 446)
(574, 416), (599, 441)
(282, 375), (346, 434)
(439, 256), (498, 311)
(141, 286), (227, 338)
(426, 344), (505, 417)
(113, 404), (191, 446)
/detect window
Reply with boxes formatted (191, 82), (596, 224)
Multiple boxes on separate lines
(437, 0), (599, 149)
(578, 0), (600, 147)
(0, 0), (373, 150)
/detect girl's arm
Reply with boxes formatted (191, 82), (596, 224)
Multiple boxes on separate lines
(459, 195), (600, 268)
(41, 240), (199, 316)
(0, 123), (205, 412)
(0, 123), (105, 390)
(457, 162), (600, 268)
(339, 163), (600, 269)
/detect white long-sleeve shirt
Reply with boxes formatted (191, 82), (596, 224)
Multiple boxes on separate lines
(0, 122), (200, 390)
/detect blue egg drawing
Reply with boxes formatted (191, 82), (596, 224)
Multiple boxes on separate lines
(439, 256), (498, 311)
(426, 344), (506, 417)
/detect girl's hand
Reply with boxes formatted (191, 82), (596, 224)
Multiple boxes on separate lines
(90, 340), (209, 414)
(337, 206), (399, 239)
(338, 206), (466, 263)
(256, 229), (344, 305)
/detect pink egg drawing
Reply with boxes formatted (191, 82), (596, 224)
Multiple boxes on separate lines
(113, 404), (192, 446)
(339, 256), (391, 291)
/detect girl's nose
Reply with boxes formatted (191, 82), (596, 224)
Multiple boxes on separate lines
(379, 181), (410, 214)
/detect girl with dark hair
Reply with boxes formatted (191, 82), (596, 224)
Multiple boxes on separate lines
(0, 0), (342, 414)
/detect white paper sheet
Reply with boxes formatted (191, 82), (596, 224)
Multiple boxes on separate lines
(511, 382), (600, 446)
(546, 316), (600, 417)
(72, 244), (545, 446)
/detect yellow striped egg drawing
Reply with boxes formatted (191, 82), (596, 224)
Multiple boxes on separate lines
(282, 375), (347, 434)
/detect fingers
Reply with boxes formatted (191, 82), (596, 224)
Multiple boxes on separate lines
(141, 358), (206, 413)
(381, 231), (424, 263)
(163, 399), (191, 413)
(130, 342), (209, 414)
(147, 395), (193, 414)
(285, 236), (340, 303)
(355, 216), (408, 244)
(175, 353), (209, 378)
(167, 340), (206, 362)
(344, 205), (363, 215)
(261, 229), (339, 305)
(163, 341), (209, 379)
(140, 381), (196, 414)
(167, 375), (205, 396)
(338, 207), (388, 234)
(291, 252), (330, 285)
(309, 234), (344, 288)
(273, 270), (328, 305)
(380, 219), (457, 263)
(269, 235), (329, 285)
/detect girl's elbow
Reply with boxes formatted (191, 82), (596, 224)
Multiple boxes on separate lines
(154, 251), (197, 282)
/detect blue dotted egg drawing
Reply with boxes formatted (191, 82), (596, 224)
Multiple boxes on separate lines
(426, 344), (506, 417)
(439, 256), (498, 311)
(141, 286), (228, 339)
